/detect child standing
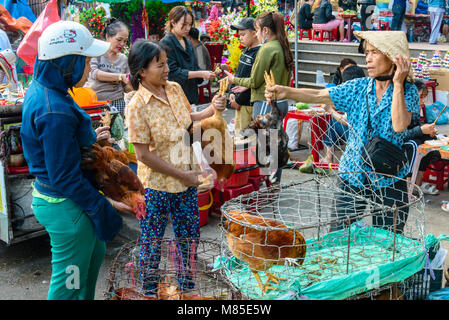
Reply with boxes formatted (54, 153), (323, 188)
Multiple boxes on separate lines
(228, 17), (261, 135)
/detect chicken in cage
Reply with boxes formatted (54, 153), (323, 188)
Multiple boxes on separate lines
(105, 238), (240, 300)
(217, 176), (427, 300)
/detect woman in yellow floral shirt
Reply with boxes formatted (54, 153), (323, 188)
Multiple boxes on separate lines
(126, 39), (225, 297)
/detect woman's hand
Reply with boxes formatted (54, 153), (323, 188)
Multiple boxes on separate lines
(121, 74), (130, 85)
(212, 93), (226, 111)
(95, 126), (115, 144)
(265, 85), (289, 105)
(107, 197), (134, 214)
(178, 170), (202, 187)
(232, 86), (248, 94)
(421, 123), (437, 137)
(229, 94), (240, 110)
(202, 71), (217, 81)
(223, 71), (235, 84)
(392, 55), (411, 85)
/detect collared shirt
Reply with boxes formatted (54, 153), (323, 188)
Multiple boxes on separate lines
(126, 81), (199, 193)
(328, 77), (419, 189)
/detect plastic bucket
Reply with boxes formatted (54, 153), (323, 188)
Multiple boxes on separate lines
(198, 191), (213, 227)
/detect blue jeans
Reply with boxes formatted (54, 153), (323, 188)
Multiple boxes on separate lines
(391, 4), (406, 31)
(323, 118), (349, 147)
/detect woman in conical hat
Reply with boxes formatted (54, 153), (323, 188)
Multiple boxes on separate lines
(265, 31), (419, 233)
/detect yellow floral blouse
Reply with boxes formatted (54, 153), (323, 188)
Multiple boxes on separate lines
(126, 81), (199, 193)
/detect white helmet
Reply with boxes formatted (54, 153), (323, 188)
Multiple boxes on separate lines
(38, 21), (110, 60)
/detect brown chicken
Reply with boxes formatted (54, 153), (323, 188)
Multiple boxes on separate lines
(81, 143), (146, 220)
(223, 210), (306, 294)
(190, 79), (235, 191)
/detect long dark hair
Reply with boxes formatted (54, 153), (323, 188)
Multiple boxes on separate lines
(103, 18), (128, 40)
(166, 6), (194, 33)
(128, 39), (166, 90)
(255, 12), (294, 72)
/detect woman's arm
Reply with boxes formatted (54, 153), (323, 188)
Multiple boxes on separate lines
(133, 143), (201, 187)
(94, 70), (124, 82)
(265, 85), (334, 106)
(190, 94), (226, 121)
(391, 55), (413, 132)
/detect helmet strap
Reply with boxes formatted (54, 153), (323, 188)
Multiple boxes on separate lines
(49, 56), (78, 89)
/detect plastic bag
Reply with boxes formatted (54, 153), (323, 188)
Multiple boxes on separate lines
(285, 104), (301, 150)
(192, 141), (217, 191)
(425, 101), (449, 125)
(110, 114), (124, 140)
(426, 287), (449, 300)
(16, 0), (60, 71)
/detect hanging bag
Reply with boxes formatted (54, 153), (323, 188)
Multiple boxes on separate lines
(16, 0), (60, 72)
(361, 94), (407, 175)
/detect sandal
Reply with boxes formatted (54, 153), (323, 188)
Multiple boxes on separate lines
(422, 183), (439, 195)
(441, 202), (449, 212)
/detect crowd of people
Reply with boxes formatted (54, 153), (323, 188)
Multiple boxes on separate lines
(13, 0), (448, 301)
(296, 0), (449, 44)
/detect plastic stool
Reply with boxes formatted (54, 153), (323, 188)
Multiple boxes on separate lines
(422, 160), (449, 190)
(313, 29), (332, 42)
(299, 28), (312, 40)
(198, 81), (212, 104)
(379, 21), (390, 30)
(248, 175), (266, 191)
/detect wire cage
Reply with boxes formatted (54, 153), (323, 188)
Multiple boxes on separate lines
(105, 238), (241, 300)
(218, 174), (427, 300)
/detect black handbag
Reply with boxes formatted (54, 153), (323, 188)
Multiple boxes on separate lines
(361, 94), (407, 175)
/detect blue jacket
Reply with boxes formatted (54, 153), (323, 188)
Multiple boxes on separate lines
(428, 0), (445, 8)
(20, 55), (122, 242)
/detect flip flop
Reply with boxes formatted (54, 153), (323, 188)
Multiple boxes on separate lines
(422, 183), (439, 195)
(442, 202), (449, 212)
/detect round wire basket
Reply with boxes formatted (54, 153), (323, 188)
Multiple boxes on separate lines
(105, 238), (241, 300)
(218, 174), (426, 300)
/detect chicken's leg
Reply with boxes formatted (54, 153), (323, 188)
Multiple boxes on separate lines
(251, 270), (278, 294)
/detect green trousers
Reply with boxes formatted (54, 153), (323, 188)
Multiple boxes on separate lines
(32, 197), (106, 300)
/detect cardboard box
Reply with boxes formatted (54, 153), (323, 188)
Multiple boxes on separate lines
(430, 69), (449, 92)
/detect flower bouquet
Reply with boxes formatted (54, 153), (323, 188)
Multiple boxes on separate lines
(79, 6), (107, 39)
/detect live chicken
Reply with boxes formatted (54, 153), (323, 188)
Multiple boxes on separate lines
(223, 210), (306, 294)
(81, 143), (146, 220)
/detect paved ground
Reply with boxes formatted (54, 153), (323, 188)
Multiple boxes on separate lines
(1, 107), (448, 300)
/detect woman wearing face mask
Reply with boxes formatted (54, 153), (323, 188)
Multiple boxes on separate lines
(265, 31), (419, 233)
(85, 18), (132, 118)
(20, 21), (128, 300)
(224, 11), (293, 183)
(160, 6), (216, 105)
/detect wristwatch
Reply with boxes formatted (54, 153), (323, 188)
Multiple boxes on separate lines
(118, 74), (123, 82)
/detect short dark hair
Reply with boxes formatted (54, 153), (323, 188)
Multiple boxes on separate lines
(414, 80), (428, 95)
(128, 39), (167, 90)
(339, 58), (357, 70)
(188, 27), (199, 40)
(200, 34), (210, 41)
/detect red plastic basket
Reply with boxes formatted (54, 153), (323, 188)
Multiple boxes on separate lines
(225, 168), (250, 188)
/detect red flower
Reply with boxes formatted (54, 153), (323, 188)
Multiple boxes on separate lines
(233, 32), (239, 37)
(238, 44), (244, 49)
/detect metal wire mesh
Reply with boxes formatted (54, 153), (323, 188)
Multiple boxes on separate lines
(219, 175), (426, 299)
(105, 238), (241, 300)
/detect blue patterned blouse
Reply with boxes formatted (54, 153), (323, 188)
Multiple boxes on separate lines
(327, 77), (419, 189)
